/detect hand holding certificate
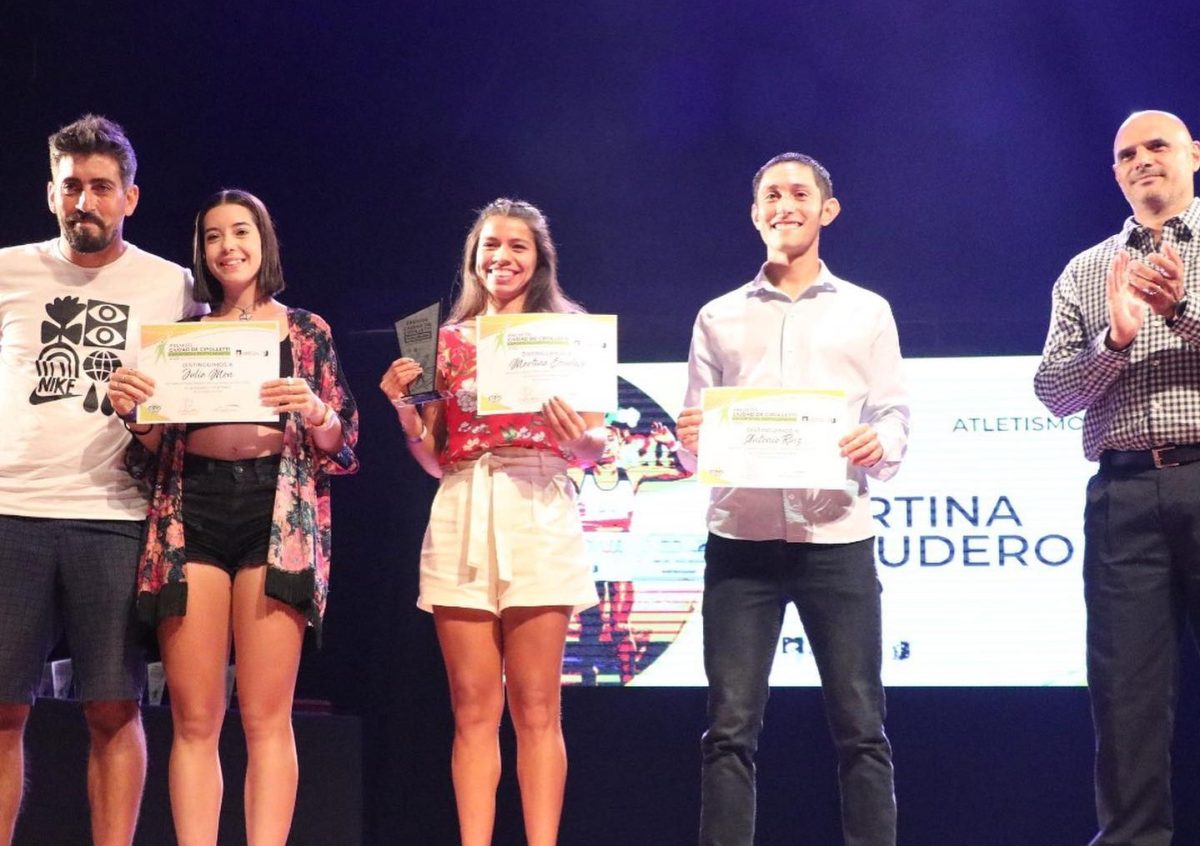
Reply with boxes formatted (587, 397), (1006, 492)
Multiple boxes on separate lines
(697, 387), (848, 489)
(474, 313), (617, 415)
(134, 322), (281, 424)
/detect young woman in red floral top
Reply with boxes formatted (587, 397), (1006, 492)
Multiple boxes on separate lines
(381, 199), (602, 846)
(108, 189), (358, 846)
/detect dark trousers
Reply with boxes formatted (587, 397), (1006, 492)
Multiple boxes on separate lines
(698, 533), (895, 846)
(1084, 462), (1200, 846)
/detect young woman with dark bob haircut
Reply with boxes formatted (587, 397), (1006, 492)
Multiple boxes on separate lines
(108, 188), (359, 845)
(381, 198), (602, 846)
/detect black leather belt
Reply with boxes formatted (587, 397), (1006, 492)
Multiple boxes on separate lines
(1099, 445), (1200, 473)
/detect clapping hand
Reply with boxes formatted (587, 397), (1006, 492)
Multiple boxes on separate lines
(1126, 243), (1187, 318)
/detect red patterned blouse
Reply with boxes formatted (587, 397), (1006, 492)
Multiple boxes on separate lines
(438, 322), (567, 464)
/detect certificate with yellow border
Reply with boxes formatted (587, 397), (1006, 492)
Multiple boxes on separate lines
(475, 313), (617, 415)
(135, 322), (280, 424)
(697, 387), (848, 489)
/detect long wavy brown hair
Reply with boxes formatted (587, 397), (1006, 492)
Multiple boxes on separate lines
(446, 198), (583, 323)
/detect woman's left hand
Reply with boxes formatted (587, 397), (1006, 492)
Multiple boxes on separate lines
(543, 397), (604, 462)
(542, 396), (587, 443)
(262, 376), (328, 425)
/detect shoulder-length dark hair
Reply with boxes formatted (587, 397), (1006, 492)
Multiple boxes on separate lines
(191, 189), (287, 306)
(445, 198), (583, 323)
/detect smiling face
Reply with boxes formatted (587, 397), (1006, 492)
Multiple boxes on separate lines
(475, 215), (537, 314)
(1112, 111), (1200, 221)
(750, 162), (840, 260)
(46, 153), (139, 266)
(202, 202), (263, 296)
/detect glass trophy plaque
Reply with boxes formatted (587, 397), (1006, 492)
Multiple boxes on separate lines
(393, 302), (450, 406)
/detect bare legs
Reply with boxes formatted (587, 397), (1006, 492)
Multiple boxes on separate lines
(435, 608), (504, 846)
(0, 704), (29, 846)
(159, 563), (304, 846)
(434, 605), (571, 846)
(0, 701), (145, 846)
(83, 700), (146, 846)
(503, 607), (571, 846)
(160, 565), (231, 845)
(232, 566), (304, 846)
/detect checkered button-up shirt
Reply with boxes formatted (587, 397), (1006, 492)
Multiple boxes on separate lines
(1034, 197), (1200, 461)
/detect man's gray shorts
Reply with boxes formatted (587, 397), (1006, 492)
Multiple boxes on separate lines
(0, 515), (146, 704)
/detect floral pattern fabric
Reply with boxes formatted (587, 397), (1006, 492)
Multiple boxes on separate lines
(438, 322), (566, 465)
(129, 308), (359, 636)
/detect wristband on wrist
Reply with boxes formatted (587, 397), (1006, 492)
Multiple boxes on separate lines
(307, 402), (335, 429)
(122, 419), (153, 436)
(406, 423), (428, 445)
(315, 404), (338, 431)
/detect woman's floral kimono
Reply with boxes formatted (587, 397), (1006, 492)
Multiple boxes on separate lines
(129, 308), (359, 639)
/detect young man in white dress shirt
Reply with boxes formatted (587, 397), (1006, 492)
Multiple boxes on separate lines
(676, 152), (910, 846)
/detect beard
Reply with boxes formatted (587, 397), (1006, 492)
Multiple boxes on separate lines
(1127, 169), (1172, 214)
(60, 213), (115, 254)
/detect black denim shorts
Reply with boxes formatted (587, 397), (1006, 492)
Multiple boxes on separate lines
(181, 454), (280, 576)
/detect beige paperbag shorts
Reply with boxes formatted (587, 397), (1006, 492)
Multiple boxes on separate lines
(418, 448), (600, 616)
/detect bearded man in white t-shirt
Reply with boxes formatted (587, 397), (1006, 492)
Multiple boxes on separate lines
(0, 114), (201, 846)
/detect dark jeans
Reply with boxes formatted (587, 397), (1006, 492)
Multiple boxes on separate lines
(1084, 462), (1200, 846)
(698, 533), (895, 846)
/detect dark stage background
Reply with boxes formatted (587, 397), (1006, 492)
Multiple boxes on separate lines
(4, 2), (1200, 843)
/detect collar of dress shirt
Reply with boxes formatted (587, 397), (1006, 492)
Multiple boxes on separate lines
(1122, 196), (1200, 248)
(744, 260), (840, 301)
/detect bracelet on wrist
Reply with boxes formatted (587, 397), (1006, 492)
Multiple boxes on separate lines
(122, 419), (153, 436)
(306, 402), (335, 429)
(406, 423), (428, 445)
(313, 404), (338, 431)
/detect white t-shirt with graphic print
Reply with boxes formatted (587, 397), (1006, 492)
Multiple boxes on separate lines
(0, 239), (200, 519)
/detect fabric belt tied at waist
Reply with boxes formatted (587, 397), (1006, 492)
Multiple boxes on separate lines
(468, 453), (509, 583)
(1100, 444), (1200, 473)
(448, 449), (568, 584)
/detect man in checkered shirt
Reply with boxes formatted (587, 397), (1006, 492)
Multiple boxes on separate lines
(1035, 110), (1200, 846)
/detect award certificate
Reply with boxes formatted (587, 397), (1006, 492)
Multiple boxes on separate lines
(697, 387), (848, 489)
(135, 321), (281, 424)
(475, 313), (617, 415)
